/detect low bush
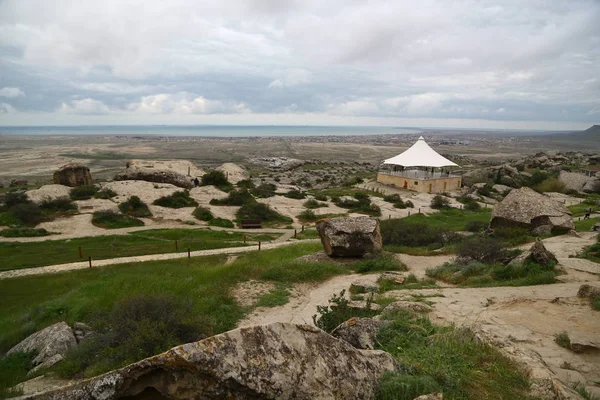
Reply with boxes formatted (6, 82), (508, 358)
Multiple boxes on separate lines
(383, 194), (401, 203)
(381, 219), (460, 248)
(455, 236), (506, 264)
(430, 195), (450, 209)
(465, 220), (488, 232)
(303, 199), (327, 209)
(92, 210), (144, 229)
(476, 185), (492, 197)
(39, 197), (77, 213)
(284, 189), (306, 199)
(354, 253), (407, 273)
(0, 227), (51, 237)
(3, 191), (30, 208)
(236, 202), (293, 225)
(312, 290), (377, 333)
(201, 170), (230, 189)
(153, 191), (198, 208)
(70, 185), (98, 200)
(118, 196), (152, 217)
(342, 176), (364, 187)
(192, 206), (214, 221)
(0, 350), (36, 398)
(554, 331), (571, 349)
(251, 183), (276, 198)
(11, 203), (42, 226)
(236, 179), (255, 190)
(314, 194), (328, 201)
(210, 189), (255, 206)
(209, 218), (234, 228)
(57, 294), (207, 378)
(94, 188), (117, 199)
(489, 226), (533, 246)
(534, 177), (566, 193)
(298, 209), (318, 222)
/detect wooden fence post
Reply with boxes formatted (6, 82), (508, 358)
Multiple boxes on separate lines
(258, 241), (261, 251)
(78, 246), (83, 259)
(294, 229), (297, 238)
(188, 248), (191, 258)
(244, 235), (247, 244)
(88, 256), (92, 268)
(175, 240), (178, 251)
(302, 225), (305, 232)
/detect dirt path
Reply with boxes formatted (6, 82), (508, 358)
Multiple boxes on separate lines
(0, 239), (319, 280)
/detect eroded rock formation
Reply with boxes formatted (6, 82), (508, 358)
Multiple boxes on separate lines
(317, 216), (382, 258)
(24, 323), (397, 400)
(53, 163), (93, 187)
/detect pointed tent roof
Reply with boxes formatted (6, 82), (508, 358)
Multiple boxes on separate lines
(383, 136), (458, 168)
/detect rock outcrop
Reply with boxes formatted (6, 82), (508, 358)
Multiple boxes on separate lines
(249, 157), (305, 171)
(26, 185), (72, 203)
(317, 216), (382, 257)
(489, 187), (574, 234)
(7, 322), (77, 374)
(526, 239), (558, 265)
(215, 163), (250, 184)
(558, 171), (596, 193)
(462, 164), (524, 187)
(381, 301), (433, 315)
(53, 163), (93, 187)
(331, 317), (391, 350)
(115, 160), (197, 189)
(25, 323), (397, 400)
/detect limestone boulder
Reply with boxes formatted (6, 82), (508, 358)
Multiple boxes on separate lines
(462, 164), (523, 187)
(53, 163), (93, 187)
(115, 160), (195, 189)
(317, 216), (382, 257)
(558, 171), (595, 193)
(331, 317), (391, 350)
(577, 284), (600, 299)
(25, 323), (398, 400)
(526, 239), (557, 265)
(489, 187), (574, 234)
(7, 322), (77, 372)
(381, 301), (433, 315)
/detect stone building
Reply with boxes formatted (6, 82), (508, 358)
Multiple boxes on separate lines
(377, 136), (461, 193)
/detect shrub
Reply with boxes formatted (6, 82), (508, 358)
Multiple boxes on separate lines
(209, 218), (234, 228)
(153, 191), (198, 208)
(0, 227), (51, 237)
(192, 206), (214, 221)
(284, 189), (306, 199)
(355, 253), (407, 273)
(383, 194), (401, 203)
(476, 186), (491, 197)
(11, 203), (42, 226)
(210, 189), (255, 206)
(554, 331), (571, 349)
(381, 219), (459, 248)
(94, 188), (117, 199)
(0, 350), (36, 398)
(251, 183), (277, 198)
(312, 290), (377, 333)
(463, 199), (481, 211)
(39, 197), (77, 213)
(118, 196), (152, 217)
(201, 170), (229, 187)
(236, 179), (255, 190)
(342, 176), (364, 187)
(236, 202), (292, 224)
(456, 236), (506, 264)
(314, 194), (328, 201)
(92, 210), (144, 229)
(70, 185), (98, 200)
(298, 209), (318, 221)
(430, 195), (450, 209)
(465, 220), (488, 233)
(3, 191), (30, 208)
(534, 177), (566, 193)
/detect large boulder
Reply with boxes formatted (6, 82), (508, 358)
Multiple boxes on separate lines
(317, 217), (382, 257)
(489, 187), (574, 234)
(462, 164), (523, 187)
(331, 317), (391, 350)
(25, 323), (397, 400)
(53, 163), (93, 187)
(7, 322), (77, 373)
(517, 238), (558, 266)
(114, 160), (198, 189)
(558, 171), (596, 193)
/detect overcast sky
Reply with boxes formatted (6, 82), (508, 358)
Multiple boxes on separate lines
(0, 0), (598, 129)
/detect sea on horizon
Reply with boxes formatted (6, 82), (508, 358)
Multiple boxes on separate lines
(0, 125), (423, 137)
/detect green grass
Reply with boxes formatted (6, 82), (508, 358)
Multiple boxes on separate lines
(554, 331), (571, 349)
(401, 207), (492, 231)
(0, 229), (280, 271)
(255, 285), (291, 307)
(153, 191), (198, 208)
(574, 217), (600, 232)
(0, 242), (336, 360)
(0, 211), (21, 226)
(376, 311), (534, 400)
(378, 274), (439, 292)
(295, 228), (320, 240)
(0, 228), (52, 237)
(91, 211), (145, 229)
(0, 351), (35, 398)
(578, 240), (600, 264)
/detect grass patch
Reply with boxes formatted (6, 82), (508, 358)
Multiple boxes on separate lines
(0, 229), (280, 271)
(295, 228), (319, 240)
(0, 351), (36, 398)
(94, 188), (117, 199)
(578, 236), (600, 263)
(70, 185), (98, 200)
(0, 242), (341, 376)
(192, 206), (214, 221)
(574, 217), (600, 232)
(236, 202), (293, 227)
(354, 253), (407, 273)
(208, 218), (234, 228)
(554, 331), (571, 349)
(210, 189), (254, 206)
(376, 311), (534, 400)
(0, 227), (52, 237)
(153, 191), (198, 208)
(92, 210), (144, 229)
(118, 196), (151, 217)
(255, 286), (291, 307)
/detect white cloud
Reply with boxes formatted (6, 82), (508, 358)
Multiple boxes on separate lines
(268, 68), (312, 88)
(0, 87), (24, 98)
(127, 92), (250, 114)
(60, 98), (111, 115)
(0, 102), (17, 113)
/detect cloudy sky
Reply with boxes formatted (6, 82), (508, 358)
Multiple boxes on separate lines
(0, 0), (599, 129)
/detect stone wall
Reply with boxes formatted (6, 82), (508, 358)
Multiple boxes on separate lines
(376, 173), (461, 193)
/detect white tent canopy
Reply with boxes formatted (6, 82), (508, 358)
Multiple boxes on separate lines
(383, 136), (458, 168)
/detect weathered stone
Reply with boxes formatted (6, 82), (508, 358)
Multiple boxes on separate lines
(567, 229), (581, 238)
(249, 157), (305, 171)
(570, 337), (600, 353)
(379, 271), (405, 283)
(348, 301), (382, 312)
(7, 322), (77, 369)
(577, 284), (600, 299)
(490, 187), (575, 234)
(532, 225), (553, 236)
(73, 322), (94, 344)
(350, 278), (379, 293)
(526, 238), (558, 265)
(492, 184), (513, 194)
(10, 179), (28, 187)
(53, 163), (92, 187)
(462, 164), (523, 187)
(558, 171), (596, 193)
(317, 216), (382, 257)
(331, 317), (391, 350)
(592, 223), (600, 232)
(413, 394), (443, 400)
(114, 160), (198, 189)
(25, 323), (398, 400)
(382, 301), (433, 315)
